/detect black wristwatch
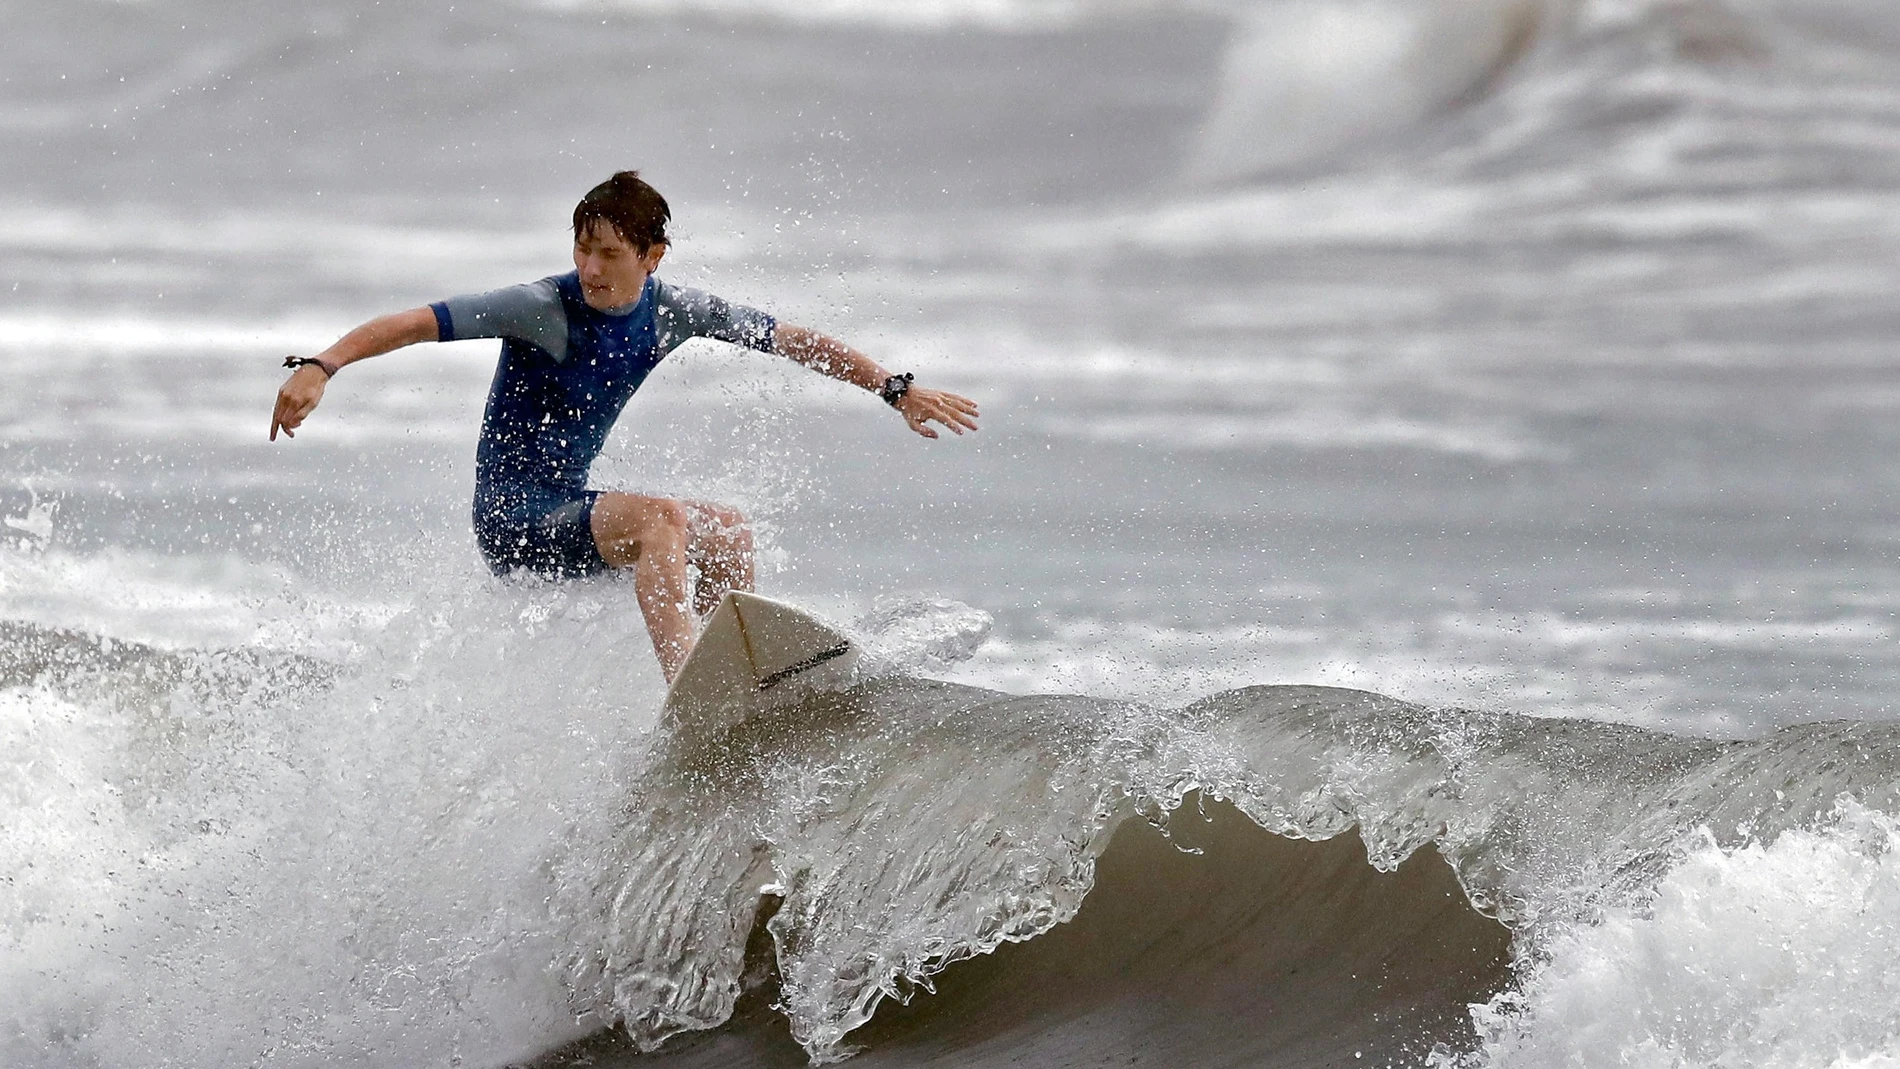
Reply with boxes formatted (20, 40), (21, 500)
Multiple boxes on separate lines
(879, 372), (915, 407)
(283, 356), (338, 378)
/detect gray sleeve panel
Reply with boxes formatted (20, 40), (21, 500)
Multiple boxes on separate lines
(653, 279), (779, 355)
(438, 278), (569, 362)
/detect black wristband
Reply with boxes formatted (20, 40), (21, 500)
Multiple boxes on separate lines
(284, 356), (337, 378)
(879, 372), (914, 406)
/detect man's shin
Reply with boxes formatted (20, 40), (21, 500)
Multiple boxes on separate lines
(633, 553), (696, 683)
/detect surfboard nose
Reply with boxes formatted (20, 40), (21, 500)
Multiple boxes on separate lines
(663, 591), (861, 737)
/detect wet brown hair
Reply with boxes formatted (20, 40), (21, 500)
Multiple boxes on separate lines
(572, 170), (671, 252)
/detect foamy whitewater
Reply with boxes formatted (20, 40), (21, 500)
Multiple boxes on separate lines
(6, 0), (1900, 1066)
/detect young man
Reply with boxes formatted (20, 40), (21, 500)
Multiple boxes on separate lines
(270, 171), (979, 682)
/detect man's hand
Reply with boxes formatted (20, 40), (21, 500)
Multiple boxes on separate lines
(895, 386), (980, 439)
(271, 364), (329, 440)
(771, 325), (981, 438)
(267, 308), (437, 441)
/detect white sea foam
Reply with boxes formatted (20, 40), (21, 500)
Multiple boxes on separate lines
(854, 595), (996, 671)
(939, 613), (1635, 721)
(0, 548), (401, 655)
(1473, 800), (1900, 1069)
(1442, 608), (1897, 652)
(0, 687), (148, 1066)
(0, 207), (551, 267)
(0, 569), (669, 1068)
(1023, 181), (1491, 254)
(0, 312), (337, 356)
(1032, 409), (1556, 462)
(522, 0), (1100, 29)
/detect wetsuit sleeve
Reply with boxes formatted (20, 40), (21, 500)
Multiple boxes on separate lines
(653, 279), (778, 355)
(429, 279), (568, 360)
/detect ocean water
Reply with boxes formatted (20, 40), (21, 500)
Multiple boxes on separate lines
(5, 0), (1900, 1065)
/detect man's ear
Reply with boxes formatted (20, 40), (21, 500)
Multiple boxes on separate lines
(643, 243), (667, 272)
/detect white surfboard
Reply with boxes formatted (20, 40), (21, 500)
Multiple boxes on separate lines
(662, 591), (859, 737)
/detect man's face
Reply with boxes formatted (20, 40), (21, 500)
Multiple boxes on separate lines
(573, 221), (664, 311)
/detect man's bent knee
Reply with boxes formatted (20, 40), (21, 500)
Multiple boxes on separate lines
(685, 500), (747, 533)
(592, 494), (691, 569)
(684, 501), (752, 560)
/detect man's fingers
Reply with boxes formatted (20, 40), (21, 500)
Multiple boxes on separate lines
(273, 410), (303, 441)
(920, 402), (963, 435)
(921, 390), (979, 431)
(272, 379), (325, 441)
(897, 388), (979, 439)
(931, 400), (977, 433)
(917, 401), (962, 435)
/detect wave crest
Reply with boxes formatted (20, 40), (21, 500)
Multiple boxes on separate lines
(564, 679), (1900, 1063)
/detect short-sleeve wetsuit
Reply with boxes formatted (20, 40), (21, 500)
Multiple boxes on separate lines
(430, 272), (776, 577)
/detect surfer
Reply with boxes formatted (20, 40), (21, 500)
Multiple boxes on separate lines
(270, 171), (979, 682)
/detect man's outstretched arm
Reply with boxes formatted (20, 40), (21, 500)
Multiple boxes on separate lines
(270, 307), (438, 441)
(771, 324), (980, 439)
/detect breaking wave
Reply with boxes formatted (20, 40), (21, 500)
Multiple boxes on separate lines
(556, 673), (1900, 1066)
(8, 571), (1898, 1068)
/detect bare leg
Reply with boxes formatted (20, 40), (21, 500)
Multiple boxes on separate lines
(590, 493), (756, 683)
(591, 493), (696, 682)
(682, 499), (755, 617)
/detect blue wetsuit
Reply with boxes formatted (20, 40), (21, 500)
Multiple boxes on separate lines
(430, 272), (776, 577)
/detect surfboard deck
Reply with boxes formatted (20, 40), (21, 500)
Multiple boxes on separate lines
(662, 591), (859, 737)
